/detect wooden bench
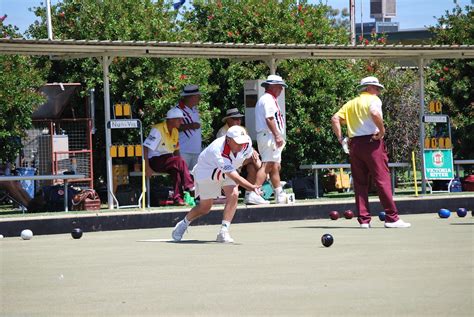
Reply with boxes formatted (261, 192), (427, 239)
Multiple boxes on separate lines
(454, 160), (474, 177)
(299, 163), (409, 199)
(0, 174), (85, 212)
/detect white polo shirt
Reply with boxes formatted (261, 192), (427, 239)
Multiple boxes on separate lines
(176, 102), (201, 154)
(192, 135), (253, 182)
(255, 92), (285, 136)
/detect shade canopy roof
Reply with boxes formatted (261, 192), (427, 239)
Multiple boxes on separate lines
(1, 38), (473, 61)
(2, 37), (471, 206)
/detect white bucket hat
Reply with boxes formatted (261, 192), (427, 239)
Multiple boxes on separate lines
(166, 108), (184, 119)
(226, 126), (250, 145)
(180, 84), (201, 96)
(358, 76), (384, 89)
(261, 75), (288, 88)
(222, 108), (244, 123)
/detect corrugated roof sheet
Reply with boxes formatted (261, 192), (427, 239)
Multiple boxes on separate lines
(1, 38), (473, 60)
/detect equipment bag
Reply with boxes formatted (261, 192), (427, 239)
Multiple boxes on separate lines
(41, 185), (81, 212)
(72, 189), (101, 211)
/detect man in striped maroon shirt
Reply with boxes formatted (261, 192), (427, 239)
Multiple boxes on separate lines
(175, 84), (202, 171)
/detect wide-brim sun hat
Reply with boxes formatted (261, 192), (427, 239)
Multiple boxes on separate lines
(180, 84), (202, 96)
(358, 76), (385, 89)
(261, 75), (288, 88)
(226, 126), (250, 145)
(166, 108), (185, 119)
(222, 108), (244, 123)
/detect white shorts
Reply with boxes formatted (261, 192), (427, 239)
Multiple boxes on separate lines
(195, 177), (236, 200)
(257, 131), (285, 163)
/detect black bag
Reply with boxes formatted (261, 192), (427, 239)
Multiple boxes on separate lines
(115, 184), (140, 206)
(149, 184), (172, 207)
(41, 185), (81, 211)
(291, 176), (323, 199)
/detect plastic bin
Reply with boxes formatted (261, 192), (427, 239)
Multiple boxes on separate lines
(16, 167), (36, 198)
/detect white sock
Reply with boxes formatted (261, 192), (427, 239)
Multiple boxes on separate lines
(274, 186), (283, 196)
(221, 221), (231, 231)
(183, 217), (191, 226)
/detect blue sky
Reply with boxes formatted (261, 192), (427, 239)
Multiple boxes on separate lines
(0, 0), (472, 35)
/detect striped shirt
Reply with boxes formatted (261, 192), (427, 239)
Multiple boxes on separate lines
(192, 135), (253, 182)
(175, 101), (202, 154)
(255, 92), (285, 135)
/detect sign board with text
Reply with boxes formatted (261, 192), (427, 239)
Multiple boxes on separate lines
(107, 119), (140, 129)
(423, 149), (454, 180)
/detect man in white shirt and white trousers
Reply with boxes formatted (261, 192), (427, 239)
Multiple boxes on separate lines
(254, 75), (288, 204)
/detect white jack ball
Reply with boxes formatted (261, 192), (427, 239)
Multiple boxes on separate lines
(21, 229), (33, 240)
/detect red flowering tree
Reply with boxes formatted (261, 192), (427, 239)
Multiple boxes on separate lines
(182, 0), (421, 175)
(26, 0), (215, 177)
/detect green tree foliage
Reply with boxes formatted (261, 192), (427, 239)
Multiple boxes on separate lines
(26, 0), (215, 175)
(182, 0), (357, 177)
(182, 0), (421, 177)
(18, 0), (430, 181)
(0, 16), (46, 163)
(428, 4), (473, 159)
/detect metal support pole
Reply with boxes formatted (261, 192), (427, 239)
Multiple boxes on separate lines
(102, 55), (114, 209)
(46, 0), (53, 40)
(89, 88), (96, 134)
(350, 0), (356, 45)
(418, 58), (427, 193)
(270, 58), (276, 75)
(265, 58), (277, 75)
(314, 169), (319, 199)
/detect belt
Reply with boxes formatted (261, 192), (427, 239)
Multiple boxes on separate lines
(350, 134), (374, 139)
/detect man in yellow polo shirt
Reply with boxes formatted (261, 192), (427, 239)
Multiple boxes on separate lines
(144, 108), (194, 206)
(331, 76), (410, 229)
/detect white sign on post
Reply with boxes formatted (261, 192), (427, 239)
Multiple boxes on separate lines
(108, 120), (140, 129)
(422, 115), (448, 123)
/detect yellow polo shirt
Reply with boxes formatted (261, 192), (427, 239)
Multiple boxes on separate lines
(143, 121), (180, 158)
(216, 124), (250, 138)
(336, 92), (383, 138)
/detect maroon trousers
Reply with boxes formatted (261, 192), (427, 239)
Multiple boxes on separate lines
(349, 136), (399, 224)
(149, 154), (194, 201)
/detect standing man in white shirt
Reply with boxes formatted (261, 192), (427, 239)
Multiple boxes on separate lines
(176, 84), (202, 170)
(254, 75), (288, 204)
(172, 126), (262, 243)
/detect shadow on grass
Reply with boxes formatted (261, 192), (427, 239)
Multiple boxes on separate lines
(168, 240), (243, 245)
(450, 222), (474, 225)
(291, 225), (383, 230)
(137, 239), (242, 245)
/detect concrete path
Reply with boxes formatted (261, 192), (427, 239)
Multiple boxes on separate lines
(1, 213), (473, 316)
